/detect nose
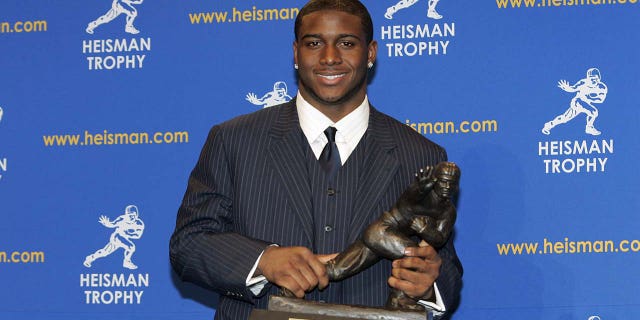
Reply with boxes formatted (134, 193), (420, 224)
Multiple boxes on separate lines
(320, 45), (342, 66)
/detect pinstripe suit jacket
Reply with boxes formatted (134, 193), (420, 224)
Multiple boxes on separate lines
(170, 100), (462, 319)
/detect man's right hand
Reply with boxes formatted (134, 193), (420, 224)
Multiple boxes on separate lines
(256, 246), (329, 298)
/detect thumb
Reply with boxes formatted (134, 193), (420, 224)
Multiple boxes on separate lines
(316, 253), (338, 264)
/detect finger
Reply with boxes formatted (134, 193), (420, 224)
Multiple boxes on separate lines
(261, 247), (316, 294)
(404, 244), (437, 259)
(314, 253), (336, 290)
(316, 253), (338, 264)
(391, 269), (435, 291)
(282, 262), (317, 296)
(289, 255), (321, 292)
(293, 249), (329, 291)
(306, 255), (330, 290)
(388, 275), (428, 298)
(393, 256), (430, 273)
(278, 276), (306, 298)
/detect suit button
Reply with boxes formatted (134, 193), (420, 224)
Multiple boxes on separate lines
(324, 225), (333, 232)
(327, 188), (336, 196)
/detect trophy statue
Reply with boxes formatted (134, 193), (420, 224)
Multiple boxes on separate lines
(257, 162), (460, 319)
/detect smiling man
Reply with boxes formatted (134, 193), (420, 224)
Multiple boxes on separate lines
(170, 1), (462, 319)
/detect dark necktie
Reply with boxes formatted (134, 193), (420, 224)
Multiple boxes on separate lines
(319, 127), (341, 178)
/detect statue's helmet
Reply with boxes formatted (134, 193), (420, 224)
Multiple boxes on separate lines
(434, 162), (461, 180)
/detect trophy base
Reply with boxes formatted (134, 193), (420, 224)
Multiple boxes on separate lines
(248, 295), (429, 320)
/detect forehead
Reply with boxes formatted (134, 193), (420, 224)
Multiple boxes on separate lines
(298, 10), (364, 38)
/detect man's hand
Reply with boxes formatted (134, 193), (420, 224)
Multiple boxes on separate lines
(388, 240), (441, 301)
(257, 246), (329, 298)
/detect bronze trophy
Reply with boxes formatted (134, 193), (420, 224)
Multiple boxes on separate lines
(258, 162), (460, 320)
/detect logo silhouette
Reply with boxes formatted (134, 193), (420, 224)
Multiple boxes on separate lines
(86, 0), (144, 35)
(385, 0), (444, 20)
(542, 68), (608, 136)
(246, 81), (292, 108)
(83, 205), (145, 270)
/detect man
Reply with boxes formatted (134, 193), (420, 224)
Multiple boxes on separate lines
(170, 1), (462, 319)
(542, 68), (608, 136)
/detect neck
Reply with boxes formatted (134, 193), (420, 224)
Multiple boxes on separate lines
(298, 89), (366, 123)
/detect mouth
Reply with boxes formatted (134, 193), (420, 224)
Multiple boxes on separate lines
(317, 73), (347, 81)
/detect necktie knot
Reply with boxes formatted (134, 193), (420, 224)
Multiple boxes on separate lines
(324, 127), (337, 143)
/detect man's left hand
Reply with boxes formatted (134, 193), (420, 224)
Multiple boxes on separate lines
(388, 240), (441, 300)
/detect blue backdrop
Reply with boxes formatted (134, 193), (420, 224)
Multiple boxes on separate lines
(1, 0), (639, 319)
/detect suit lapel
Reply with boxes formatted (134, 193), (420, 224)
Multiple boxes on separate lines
(349, 107), (400, 243)
(267, 100), (314, 244)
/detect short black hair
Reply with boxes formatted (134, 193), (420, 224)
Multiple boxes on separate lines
(295, 0), (374, 44)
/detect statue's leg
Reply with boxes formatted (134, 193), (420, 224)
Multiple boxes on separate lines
(326, 240), (380, 281)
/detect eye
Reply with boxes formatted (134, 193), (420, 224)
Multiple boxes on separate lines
(306, 40), (321, 48)
(339, 41), (355, 48)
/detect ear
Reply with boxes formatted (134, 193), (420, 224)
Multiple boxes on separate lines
(293, 41), (299, 66)
(367, 40), (378, 65)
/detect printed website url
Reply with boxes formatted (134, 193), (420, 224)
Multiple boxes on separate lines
(1, 20), (47, 33)
(1, 250), (45, 264)
(43, 130), (189, 147)
(405, 119), (498, 135)
(496, 0), (637, 9)
(497, 237), (640, 255)
(189, 6), (299, 24)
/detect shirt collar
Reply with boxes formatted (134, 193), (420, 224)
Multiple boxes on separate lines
(296, 92), (370, 146)
(296, 93), (370, 164)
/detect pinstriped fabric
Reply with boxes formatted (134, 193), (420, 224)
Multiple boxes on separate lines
(170, 100), (462, 320)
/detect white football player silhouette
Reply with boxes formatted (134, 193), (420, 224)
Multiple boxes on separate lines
(86, 0), (144, 35)
(385, 0), (443, 20)
(542, 68), (608, 136)
(246, 81), (292, 108)
(84, 205), (145, 270)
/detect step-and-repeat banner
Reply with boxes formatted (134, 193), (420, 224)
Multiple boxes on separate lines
(1, 1), (638, 319)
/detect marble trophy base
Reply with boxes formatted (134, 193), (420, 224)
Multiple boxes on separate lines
(248, 295), (429, 320)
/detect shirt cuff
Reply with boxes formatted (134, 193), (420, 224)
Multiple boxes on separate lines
(245, 245), (275, 296)
(417, 282), (446, 316)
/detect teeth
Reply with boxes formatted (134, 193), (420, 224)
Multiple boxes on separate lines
(320, 74), (344, 80)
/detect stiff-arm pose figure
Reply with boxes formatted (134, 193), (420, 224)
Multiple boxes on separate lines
(542, 68), (608, 136)
(326, 162), (460, 310)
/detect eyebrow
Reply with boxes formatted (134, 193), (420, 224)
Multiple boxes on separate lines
(301, 33), (361, 40)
